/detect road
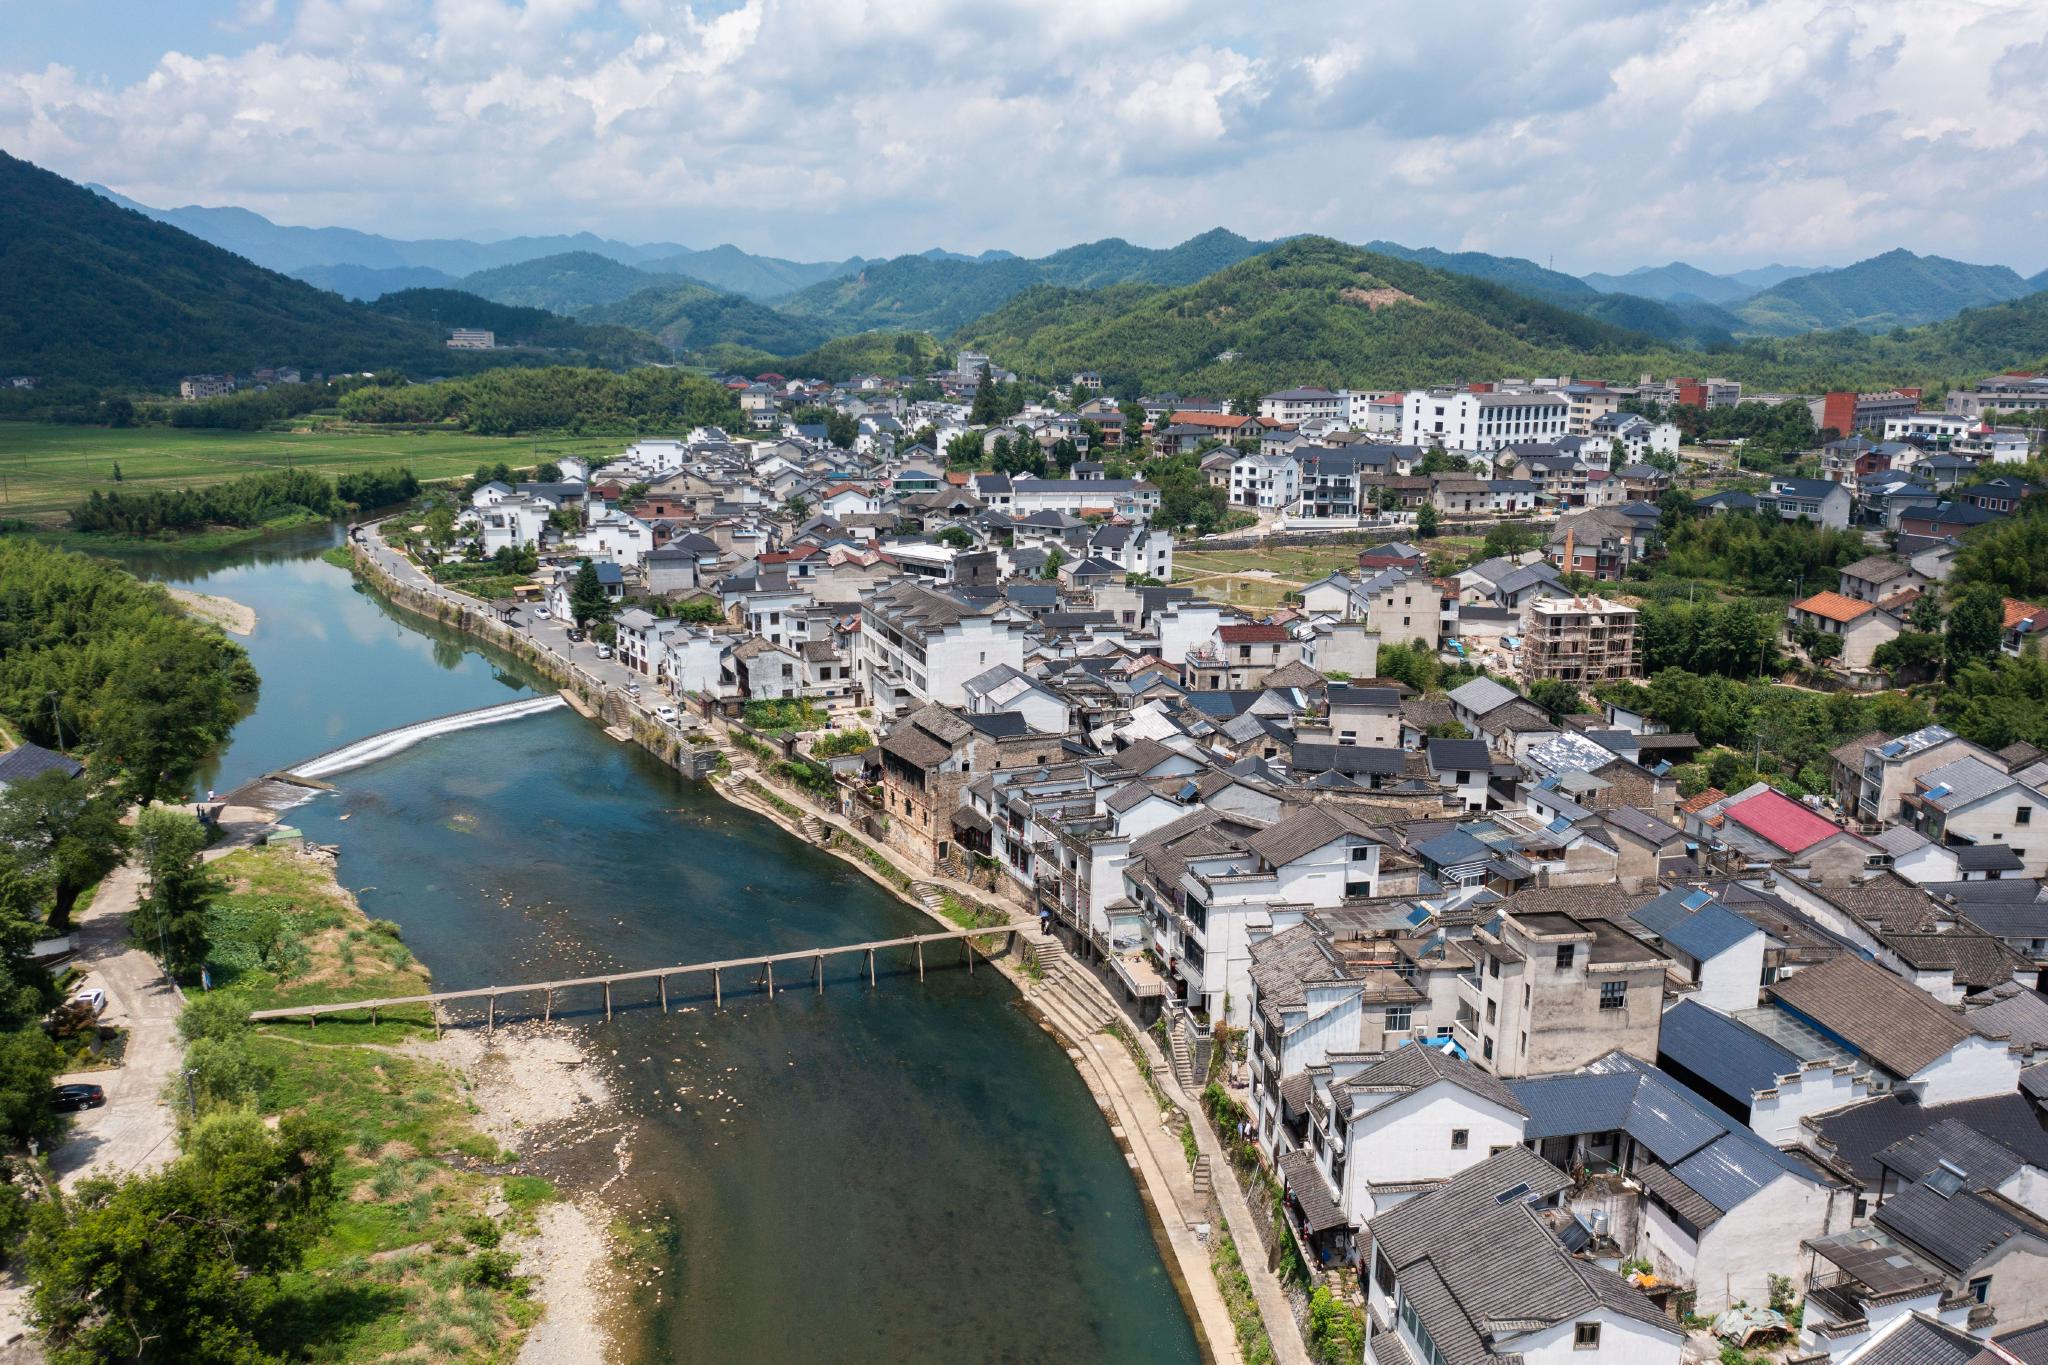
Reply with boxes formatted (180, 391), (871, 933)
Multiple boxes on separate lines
(355, 521), (676, 716)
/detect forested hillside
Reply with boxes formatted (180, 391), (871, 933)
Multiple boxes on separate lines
(581, 281), (830, 357)
(954, 237), (1661, 393)
(373, 288), (665, 365)
(333, 365), (743, 435)
(1736, 249), (2039, 336)
(1366, 242), (1740, 345)
(455, 251), (660, 314)
(0, 153), (477, 386)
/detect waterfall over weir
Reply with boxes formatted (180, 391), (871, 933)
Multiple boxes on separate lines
(290, 695), (567, 780)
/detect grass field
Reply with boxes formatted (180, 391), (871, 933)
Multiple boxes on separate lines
(1176, 534), (1486, 592)
(0, 421), (623, 522)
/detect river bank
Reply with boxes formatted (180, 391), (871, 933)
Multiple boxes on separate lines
(217, 836), (622, 1362)
(163, 584), (256, 635)
(342, 527), (1296, 1363)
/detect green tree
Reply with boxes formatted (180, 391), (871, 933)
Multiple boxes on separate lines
(936, 527), (975, 549)
(0, 774), (130, 932)
(1415, 504), (1439, 538)
(133, 808), (214, 977)
(0, 1030), (63, 1146)
(534, 461), (563, 482)
(1042, 547), (1067, 581)
(568, 559), (612, 630)
(675, 597), (725, 624)
(1481, 522), (1535, 558)
(26, 1110), (340, 1365)
(1527, 680), (1583, 720)
(1946, 583), (2004, 676)
(969, 363), (1001, 426)
(109, 461), (123, 481)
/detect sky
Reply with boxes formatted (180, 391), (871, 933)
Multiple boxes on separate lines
(4, 0), (2047, 276)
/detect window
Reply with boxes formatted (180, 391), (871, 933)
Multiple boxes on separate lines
(1555, 945), (1575, 971)
(1488, 954), (1501, 979)
(1574, 1322), (1601, 1350)
(1450, 1128), (1469, 1150)
(1485, 1000), (1497, 1024)
(2020, 806), (2033, 825)
(1385, 1005), (1413, 1033)
(1969, 1276), (1992, 1304)
(1600, 981), (1627, 1011)
(1351, 845), (1371, 861)
(1482, 1037), (1494, 1060)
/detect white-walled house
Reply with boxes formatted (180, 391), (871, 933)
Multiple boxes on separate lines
(1767, 955), (2022, 1106)
(1655, 1000), (1876, 1148)
(856, 578), (1033, 717)
(1625, 888), (1769, 1016)
(1365, 1147), (1683, 1365)
(568, 508), (655, 571)
(1512, 1051), (1845, 1314)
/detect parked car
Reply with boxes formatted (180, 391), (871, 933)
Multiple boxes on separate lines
(654, 705), (681, 725)
(53, 1083), (105, 1112)
(595, 644), (614, 660)
(566, 628), (585, 643)
(535, 607), (550, 619)
(70, 987), (107, 1015)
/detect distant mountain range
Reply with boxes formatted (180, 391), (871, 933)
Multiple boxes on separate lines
(1581, 261), (1818, 305)
(1, 154), (642, 385)
(10, 157), (2043, 393)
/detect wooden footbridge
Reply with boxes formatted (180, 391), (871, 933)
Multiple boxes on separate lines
(246, 923), (1022, 1031)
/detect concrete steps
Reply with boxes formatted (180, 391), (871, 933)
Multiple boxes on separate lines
(799, 815), (829, 845)
(1169, 1025), (1197, 1092)
(1192, 1155), (1213, 1202)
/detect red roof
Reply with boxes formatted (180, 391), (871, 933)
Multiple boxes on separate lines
(1173, 411), (1252, 429)
(1218, 624), (1289, 645)
(1723, 787), (1845, 854)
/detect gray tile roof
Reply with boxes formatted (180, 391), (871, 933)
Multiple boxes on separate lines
(1447, 677), (1521, 716)
(0, 742), (83, 786)
(1657, 1000), (1801, 1106)
(1369, 1148), (1677, 1360)
(1809, 1092), (2048, 1185)
(1768, 955), (1976, 1078)
(1628, 888), (1762, 962)
(1341, 1042), (1526, 1117)
(1856, 1312), (2001, 1365)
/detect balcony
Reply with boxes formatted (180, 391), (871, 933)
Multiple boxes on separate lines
(1455, 973), (1483, 1008)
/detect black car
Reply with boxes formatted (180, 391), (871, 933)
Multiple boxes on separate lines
(566, 628), (585, 643)
(53, 1083), (105, 1113)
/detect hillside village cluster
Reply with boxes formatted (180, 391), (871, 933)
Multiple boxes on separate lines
(416, 353), (2048, 1365)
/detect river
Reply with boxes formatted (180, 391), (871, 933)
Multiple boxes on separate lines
(135, 527), (1204, 1363)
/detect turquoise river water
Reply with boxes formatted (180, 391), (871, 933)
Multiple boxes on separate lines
(131, 526), (1203, 1364)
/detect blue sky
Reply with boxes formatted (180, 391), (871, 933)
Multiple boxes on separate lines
(4, 0), (2045, 275)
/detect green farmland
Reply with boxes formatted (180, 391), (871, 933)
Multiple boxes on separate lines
(0, 422), (623, 522)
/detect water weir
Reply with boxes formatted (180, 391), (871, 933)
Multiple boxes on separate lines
(290, 694), (567, 780)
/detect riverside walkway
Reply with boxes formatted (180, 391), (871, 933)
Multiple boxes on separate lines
(247, 922), (1019, 1029)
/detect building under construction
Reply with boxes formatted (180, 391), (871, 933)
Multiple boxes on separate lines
(1519, 594), (1642, 685)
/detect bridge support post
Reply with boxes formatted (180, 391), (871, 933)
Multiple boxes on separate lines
(604, 980), (612, 1021)
(917, 941), (924, 981)
(965, 939), (974, 973)
(714, 967), (721, 1009)
(544, 989), (552, 1023)
(766, 961), (775, 998)
(867, 949), (876, 987)
(487, 995), (496, 1036)
(815, 954), (824, 994)
(660, 975), (668, 1014)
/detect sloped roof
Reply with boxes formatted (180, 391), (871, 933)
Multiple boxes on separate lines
(1657, 999), (1801, 1104)
(1792, 590), (1876, 623)
(1722, 786), (1850, 854)
(1768, 955), (1976, 1078)
(1341, 1042), (1526, 1117)
(0, 742), (83, 785)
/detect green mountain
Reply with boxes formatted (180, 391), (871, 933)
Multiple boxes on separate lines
(371, 289), (665, 366)
(1366, 242), (1737, 346)
(1731, 291), (2048, 390)
(295, 263), (458, 300)
(775, 255), (1052, 334)
(456, 251), (660, 314)
(581, 280), (830, 357)
(779, 332), (950, 381)
(1035, 229), (1272, 288)
(639, 244), (868, 300)
(1582, 261), (1773, 305)
(1735, 249), (2037, 336)
(0, 152), (494, 387)
(774, 231), (1287, 336)
(953, 237), (1663, 393)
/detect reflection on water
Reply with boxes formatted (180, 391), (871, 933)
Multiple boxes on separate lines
(111, 523), (543, 795)
(291, 715), (1201, 1365)
(121, 523), (1201, 1362)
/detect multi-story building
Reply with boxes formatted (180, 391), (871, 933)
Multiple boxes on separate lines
(1561, 382), (1622, 435)
(1520, 595), (1641, 685)
(1228, 451), (1300, 509)
(1945, 373), (2048, 417)
(179, 373), (236, 399)
(1453, 908), (1672, 1076)
(1258, 387), (1348, 426)
(855, 579), (1032, 716)
(1810, 388), (1922, 436)
(446, 328), (496, 349)
(1401, 388), (1569, 452)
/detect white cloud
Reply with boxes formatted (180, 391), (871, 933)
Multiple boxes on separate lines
(4, 0), (2046, 273)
